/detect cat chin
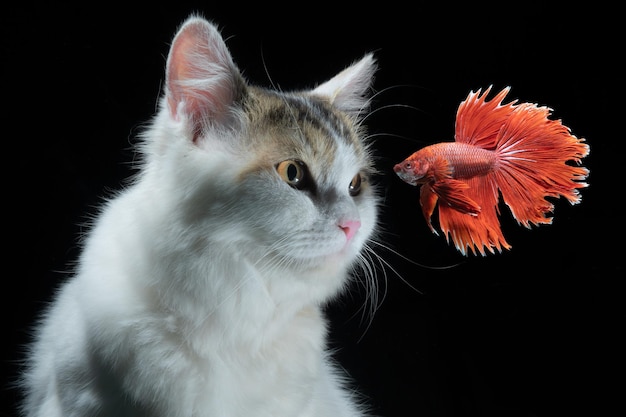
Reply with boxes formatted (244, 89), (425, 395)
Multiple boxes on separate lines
(286, 239), (362, 275)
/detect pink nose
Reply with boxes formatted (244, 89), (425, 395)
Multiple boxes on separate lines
(339, 220), (361, 242)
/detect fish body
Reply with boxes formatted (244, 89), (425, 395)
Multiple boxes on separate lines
(394, 86), (589, 256)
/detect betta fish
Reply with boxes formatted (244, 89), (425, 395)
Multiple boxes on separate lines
(393, 86), (589, 256)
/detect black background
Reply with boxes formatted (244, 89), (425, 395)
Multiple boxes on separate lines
(3, 3), (624, 416)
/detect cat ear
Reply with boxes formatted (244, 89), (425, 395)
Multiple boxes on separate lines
(312, 53), (377, 115)
(165, 16), (244, 134)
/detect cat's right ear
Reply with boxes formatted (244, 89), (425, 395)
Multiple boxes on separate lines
(312, 53), (377, 117)
(165, 16), (244, 136)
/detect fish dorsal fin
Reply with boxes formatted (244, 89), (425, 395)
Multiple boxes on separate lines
(454, 86), (517, 149)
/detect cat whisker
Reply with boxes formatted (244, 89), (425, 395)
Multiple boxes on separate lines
(365, 238), (424, 295)
(363, 131), (421, 147)
(369, 234), (464, 271)
(369, 83), (431, 102)
(259, 48), (283, 94)
(360, 103), (429, 126)
(353, 243), (386, 325)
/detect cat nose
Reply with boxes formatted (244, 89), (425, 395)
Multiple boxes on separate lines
(339, 219), (361, 242)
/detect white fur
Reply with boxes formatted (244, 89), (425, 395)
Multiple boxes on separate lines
(21, 15), (379, 417)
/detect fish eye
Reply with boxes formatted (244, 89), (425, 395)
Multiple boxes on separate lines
(276, 159), (308, 189)
(349, 173), (362, 197)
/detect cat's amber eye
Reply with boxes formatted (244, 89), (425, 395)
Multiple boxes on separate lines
(276, 160), (307, 189)
(349, 173), (362, 196)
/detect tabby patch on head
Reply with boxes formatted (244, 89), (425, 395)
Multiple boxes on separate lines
(232, 86), (378, 272)
(241, 89), (373, 189)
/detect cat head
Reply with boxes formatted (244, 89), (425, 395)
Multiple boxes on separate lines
(142, 16), (378, 302)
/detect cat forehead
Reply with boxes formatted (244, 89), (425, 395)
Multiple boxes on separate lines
(245, 88), (368, 167)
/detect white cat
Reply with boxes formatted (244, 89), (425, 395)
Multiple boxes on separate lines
(21, 15), (380, 417)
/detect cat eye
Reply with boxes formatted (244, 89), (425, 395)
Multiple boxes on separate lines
(276, 160), (308, 189)
(349, 173), (362, 197)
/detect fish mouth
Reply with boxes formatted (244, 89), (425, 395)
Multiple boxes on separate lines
(397, 174), (419, 186)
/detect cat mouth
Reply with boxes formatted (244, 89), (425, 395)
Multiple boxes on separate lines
(260, 228), (362, 272)
(267, 242), (353, 272)
(300, 240), (359, 269)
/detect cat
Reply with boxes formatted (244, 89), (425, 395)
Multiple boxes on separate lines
(20, 14), (381, 417)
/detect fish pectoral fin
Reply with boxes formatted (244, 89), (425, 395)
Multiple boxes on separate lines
(419, 185), (440, 235)
(431, 179), (481, 215)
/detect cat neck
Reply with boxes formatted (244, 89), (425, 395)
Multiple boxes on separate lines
(81, 184), (333, 355)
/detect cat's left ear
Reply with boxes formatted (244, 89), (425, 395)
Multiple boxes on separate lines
(312, 53), (377, 116)
(165, 16), (245, 135)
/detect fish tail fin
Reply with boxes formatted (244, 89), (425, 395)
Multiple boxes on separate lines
(493, 101), (590, 227)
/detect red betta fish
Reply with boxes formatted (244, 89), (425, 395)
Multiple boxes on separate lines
(393, 86), (590, 256)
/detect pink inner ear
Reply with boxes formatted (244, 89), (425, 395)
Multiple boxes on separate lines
(167, 30), (200, 120)
(165, 18), (239, 130)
